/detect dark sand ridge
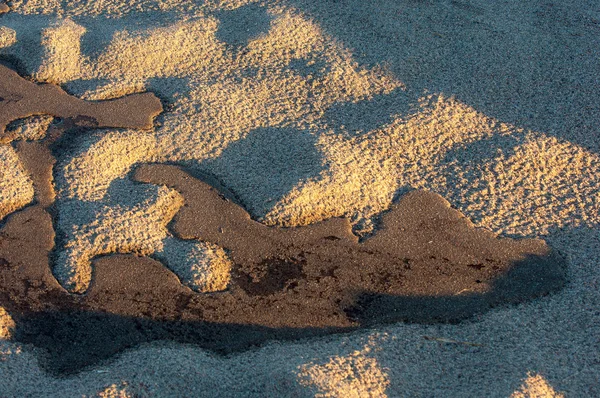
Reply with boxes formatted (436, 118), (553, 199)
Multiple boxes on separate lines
(0, 156), (566, 374)
(0, 63), (163, 143)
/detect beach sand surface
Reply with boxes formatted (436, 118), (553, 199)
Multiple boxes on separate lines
(0, 0), (598, 396)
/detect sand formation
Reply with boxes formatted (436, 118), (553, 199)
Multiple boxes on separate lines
(0, 63), (162, 142)
(0, 64), (566, 374)
(135, 163), (566, 313)
(0, 163), (566, 373)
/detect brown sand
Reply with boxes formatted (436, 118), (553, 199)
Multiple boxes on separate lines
(0, 63), (162, 141)
(0, 159), (564, 374)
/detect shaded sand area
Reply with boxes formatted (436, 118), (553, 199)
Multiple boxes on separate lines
(0, 0), (598, 396)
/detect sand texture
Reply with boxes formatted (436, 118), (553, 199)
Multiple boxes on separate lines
(0, 163), (564, 374)
(0, 63), (163, 140)
(0, 0), (598, 396)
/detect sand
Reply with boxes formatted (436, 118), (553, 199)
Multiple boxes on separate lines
(0, 0), (598, 396)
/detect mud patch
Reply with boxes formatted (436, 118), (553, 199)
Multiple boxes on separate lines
(236, 256), (306, 296)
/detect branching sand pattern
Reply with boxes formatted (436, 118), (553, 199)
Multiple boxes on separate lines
(0, 64), (163, 139)
(0, 0), (593, 317)
(0, 163), (565, 373)
(0, 64), (232, 294)
(0, 0), (597, 392)
(0, 4), (595, 290)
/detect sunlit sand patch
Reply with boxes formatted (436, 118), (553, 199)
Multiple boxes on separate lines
(58, 131), (158, 201)
(0, 307), (15, 340)
(78, 81), (148, 102)
(158, 237), (232, 293)
(37, 18), (87, 83)
(54, 186), (184, 293)
(0, 25), (16, 48)
(95, 382), (133, 398)
(510, 372), (565, 398)
(5, 115), (53, 142)
(441, 132), (600, 236)
(266, 94), (503, 230)
(268, 95), (600, 237)
(36, 8), (399, 177)
(298, 341), (390, 398)
(0, 145), (34, 221)
(95, 18), (228, 83)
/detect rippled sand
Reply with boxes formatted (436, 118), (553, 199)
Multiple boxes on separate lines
(0, 0), (598, 396)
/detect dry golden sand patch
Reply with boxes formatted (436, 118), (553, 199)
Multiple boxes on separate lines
(0, 26), (16, 48)
(443, 132), (600, 236)
(95, 382), (133, 398)
(298, 342), (390, 398)
(265, 95), (510, 229)
(37, 18), (86, 83)
(4, 115), (53, 142)
(54, 186), (184, 293)
(54, 183), (233, 293)
(0, 307), (15, 340)
(0, 145), (34, 221)
(268, 95), (600, 237)
(510, 373), (565, 398)
(94, 18), (227, 83)
(158, 237), (233, 293)
(59, 131), (158, 201)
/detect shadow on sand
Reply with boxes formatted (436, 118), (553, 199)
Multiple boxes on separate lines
(8, 250), (564, 376)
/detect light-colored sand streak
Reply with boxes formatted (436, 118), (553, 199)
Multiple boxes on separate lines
(0, 307), (15, 340)
(269, 94), (600, 237)
(511, 373), (565, 398)
(298, 339), (390, 398)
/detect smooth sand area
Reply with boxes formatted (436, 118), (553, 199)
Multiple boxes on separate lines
(0, 0), (598, 396)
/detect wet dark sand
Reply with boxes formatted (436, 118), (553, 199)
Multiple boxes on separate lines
(0, 63), (162, 142)
(0, 63), (567, 376)
(0, 155), (566, 374)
